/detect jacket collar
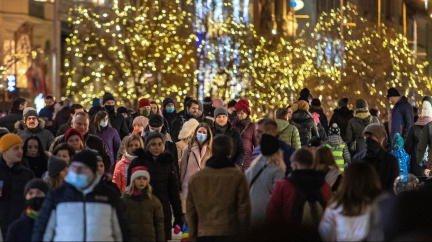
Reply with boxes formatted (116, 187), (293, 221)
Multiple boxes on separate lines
(206, 154), (235, 169)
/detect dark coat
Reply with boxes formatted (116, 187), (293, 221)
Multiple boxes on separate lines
(231, 118), (259, 170)
(168, 114), (185, 143)
(56, 118), (72, 137)
(127, 149), (182, 241)
(345, 115), (380, 156)
(310, 106), (329, 133)
(390, 96), (414, 140)
(52, 107), (70, 135)
(94, 126), (121, 173)
(38, 105), (54, 131)
(0, 110), (22, 132)
(16, 121), (54, 151)
(405, 124), (425, 176)
(211, 122), (246, 168)
(106, 109), (130, 140)
(252, 140), (295, 176)
(291, 110), (318, 146)
(5, 211), (34, 242)
(24, 156), (48, 179)
(0, 157), (34, 239)
(329, 107), (354, 140)
(416, 121), (432, 171)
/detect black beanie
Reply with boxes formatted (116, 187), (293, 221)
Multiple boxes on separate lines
(48, 155), (68, 177)
(163, 97), (175, 108)
(307, 136), (321, 147)
(311, 98), (321, 107)
(299, 88), (311, 100)
(70, 150), (98, 174)
(387, 88), (400, 98)
(25, 110), (39, 120)
(117, 106), (128, 114)
(24, 178), (49, 197)
(149, 115), (163, 127)
(102, 92), (115, 105)
(260, 134), (280, 156)
(227, 100), (237, 108)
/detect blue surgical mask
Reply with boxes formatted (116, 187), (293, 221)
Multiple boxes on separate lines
(100, 121), (108, 128)
(65, 171), (88, 188)
(197, 133), (207, 143)
(167, 106), (175, 113)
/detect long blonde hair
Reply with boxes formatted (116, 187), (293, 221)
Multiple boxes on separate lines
(265, 149), (285, 171)
(127, 179), (153, 198)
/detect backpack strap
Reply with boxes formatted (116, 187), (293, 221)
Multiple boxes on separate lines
(249, 164), (268, 189)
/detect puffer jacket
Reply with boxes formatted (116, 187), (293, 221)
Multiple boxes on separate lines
(113, 155), (133, 193)
(16, 120), (54, 151)
(345, 114), (380, 156)
(390, 133), (410, 178)
(121, 192), (165, 242)
(31, 177), (130, 241)
(405, 116), (432, 176)
(231, 117), (259, 170)
(330, 107), (354, 140)
(390, 96), (414, 140)
(276, 119), (301, 150)
(290, 110), (319, 146)
(0, 110), (22, 132)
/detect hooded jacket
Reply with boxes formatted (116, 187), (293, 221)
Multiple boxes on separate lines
(0, 109), (22, 132)
(231, 117), (259, 170)
(326, 134), (351, 165)
(390, 96), (414, 140)
(345, 115), (380, 156)
(291, 110), (319, 146)
(276, 119), (301, 150)
(329, 107), (354, 140)
(16, 119), (54, 151)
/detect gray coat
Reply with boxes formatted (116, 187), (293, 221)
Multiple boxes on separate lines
(345, 115), (380, 156)
(16, 120), (54, 151)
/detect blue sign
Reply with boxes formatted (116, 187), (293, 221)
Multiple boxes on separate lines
(290, 1), (297, 7)
(7, 75), (16, 92)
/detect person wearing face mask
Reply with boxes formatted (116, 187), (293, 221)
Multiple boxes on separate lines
(180, 123), (213, 212)
(22, 136), (48, 178)
(16, 110), (54, 151)
(0, 134), (34, 239)
(138, 98), (152, 118)
(32, 150), (130, 241)
(102, 92), (129, 140)
(352, 123), (399, 191)
(127, 132), (183, 241)
(92, 111), (121, 174)
(5, 178), (48, 242)
(162, 97), (180, 136)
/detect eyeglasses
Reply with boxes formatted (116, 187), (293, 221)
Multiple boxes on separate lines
(27, 117), (37, 121)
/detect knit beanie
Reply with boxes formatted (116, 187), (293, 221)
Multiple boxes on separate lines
(214, 107), (228, 118)
(70, 150), (98, 174)
(212, 99), (225, 108)
(24, 178), (49, 197)
(133, 116), (149, 127)
(364, 123), (387, 144)
(65, 128), (84, 142)
(117, 106), (128, 114)
(260, 134), (280, 156)
(0, 133), (23, 152)
(311, 98), (321, 107)
(227, 100), (237, 108)
(48, 155), (68, 177)
(422, 96), (432, 117)
(292, 100), (309, 113)
(148, 115), (163, 128)
(234, 103), (251, 116)
(92, 98), (101, 107)
(130, 166), (150, 183)
(236, 99), (250, 107)
(139, 98), (151, 108)
(387, 88), (401, 98)
(328, 123), (341, 136)
(23, 107), (36, 117)
(145, 131), (164, 146)
(203, 97), (212, 104)
(178, 119), (199, 140)
(356, 99), (369, 113)
(25, 110), (39, 120)
(163, 97), (175, 108)
(338, 98), (349, 108)
(307, 136), (321, 147)
(102, 92), (115, 105)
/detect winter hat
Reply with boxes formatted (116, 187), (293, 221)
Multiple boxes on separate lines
(364, 123), (387, 144)
(311, 98), (321, 107)
(102, 92), (115, 105)
(148, 115), (163, 128)
(329, 123), (341, 136)
(387, 88), (401, 98)
(236, 99), (250, 107)
(291, 100), (309, 113)
(391, 133), (404, 149)
(214, 107), (228, 118)
(307, 136), (321, 148)
(70, 150), (98, 174)
(48, 155), (68, 177)
(0, 133), (23, 152)
(23, 107), (36, 117)
(145, 131), (164, 145)
(133, 116), (149, 127)
(369, 108), (379, 117)
(178, 119), (199, 140)
(260, 134), (280, 156)
(117, 106), (128, 115)
(356, 99), (369, 113)
(24, 178), (49, 197)
(227, 100), (237, 108)
(212, 99), (225, 108)
(422, 96), (432, 117)
(338, 98), (349, 108)
(203, 96), (212, 104)
(0, 127), (9, 139)
(92, 98), (101, 107)
(130, 166), (150, 183)
(139, 98), (151, 108)
(65, 128), (84, 143)
(299, 88), (311, 101)
(163, 97), (175, 108)
(234, 103), (251, 116)
(25, 110), (39, 120)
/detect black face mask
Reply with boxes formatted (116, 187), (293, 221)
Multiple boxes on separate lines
(26, 197), (45, 211)
(365, 137), (381, 157)
(105, 105), (115, 112)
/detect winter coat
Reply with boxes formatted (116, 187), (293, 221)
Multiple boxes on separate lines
(52, 107), (70, 135)
(245, 155), (284, 227)
(24, 156), (48, 178)
(326, 135), (351, 167)
(324, 167), (343, 192)
(116, 134), (145, 162)
(180, 143), (211, 200)
(0, 156), (34, 239)
(56, 118), (72, 137)
(127, 149), (182, 241)
(38, 105), (54, 132)
(266, 169), (332, 225)
(231, 117), (259, 170)
(106, 109), (130, 140)
(0, 110), (22, 132)
(211, 122), (245, 168)
(252, 140), (295, 176)
(31, 177), (130, 242)
(319, 203), (372, 241)
(416, 119), (432, 168)
(345, 115), (380, 156)
(390, 96), (414, 140)
(310, 106), (329, 133)
(16, 120), (54, 151)
(5, 211), (35, 242)
(276, 119), (301, 150)
(113, 155), (132, 193)
(176, 139), (188, 165)
(405, 116), (432, 176)
(291, 110), (319, 146)
(330, 107), (354, 140)
(50, 133), (111, 173)
(121, 192), (165, 242)
(186, 154), (251, 240)
(169, 114), (186, 143)
(95, 126), (121, 173)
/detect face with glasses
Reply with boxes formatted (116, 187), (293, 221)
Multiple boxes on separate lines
(26, 116), (39, 129)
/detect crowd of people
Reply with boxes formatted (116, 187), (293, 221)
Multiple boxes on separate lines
(0, 87), (431, 241)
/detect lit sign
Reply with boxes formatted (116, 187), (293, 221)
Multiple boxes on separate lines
(290, 0), (304, 11)
(7, 75), (16, 92)
(34, 93), (45, 113)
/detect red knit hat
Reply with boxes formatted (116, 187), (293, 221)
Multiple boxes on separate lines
(139, 98), (151, 108)
(236, 99), (250, 108)
(234, 103), (251, 116)
(65, 128), (84, 143)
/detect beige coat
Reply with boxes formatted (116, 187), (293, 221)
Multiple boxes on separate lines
(180, 144), (211, 199)
(176, 140), (188, 165)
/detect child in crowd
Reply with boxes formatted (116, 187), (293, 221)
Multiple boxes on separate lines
(326, 123), (351, 171)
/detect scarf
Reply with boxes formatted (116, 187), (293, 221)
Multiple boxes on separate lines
(415, 116), (432, 126)
(365, 137), (382, 158)
(26, 207), (37, 220)
(215, 123), (228, 134)
(206, 154), (235, 169)
(355, 112), (371, 119)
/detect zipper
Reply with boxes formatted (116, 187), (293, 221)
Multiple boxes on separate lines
(83, 194), (87, 242)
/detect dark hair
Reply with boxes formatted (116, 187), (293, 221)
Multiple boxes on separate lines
(11, 98), (26, 112)
(331, 162), (381, 216)
(275, 108), (289, 119)
(369, 108), (379, 117)
(45, 95), (54, 100)
(186, 100), (200, 109)
(52, 143), (76, 157)
(257, 118), (278, 133)
(212, 134), (233, 157)
(23, 136), (47, 161)
(313, 146), (338, 170)
(291, 148), (313, 168)
(70, 104), (84, 115)
(93, 111), (109, 131)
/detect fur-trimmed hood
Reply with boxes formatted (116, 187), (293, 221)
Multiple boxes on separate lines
(14, 118), (46, 131)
